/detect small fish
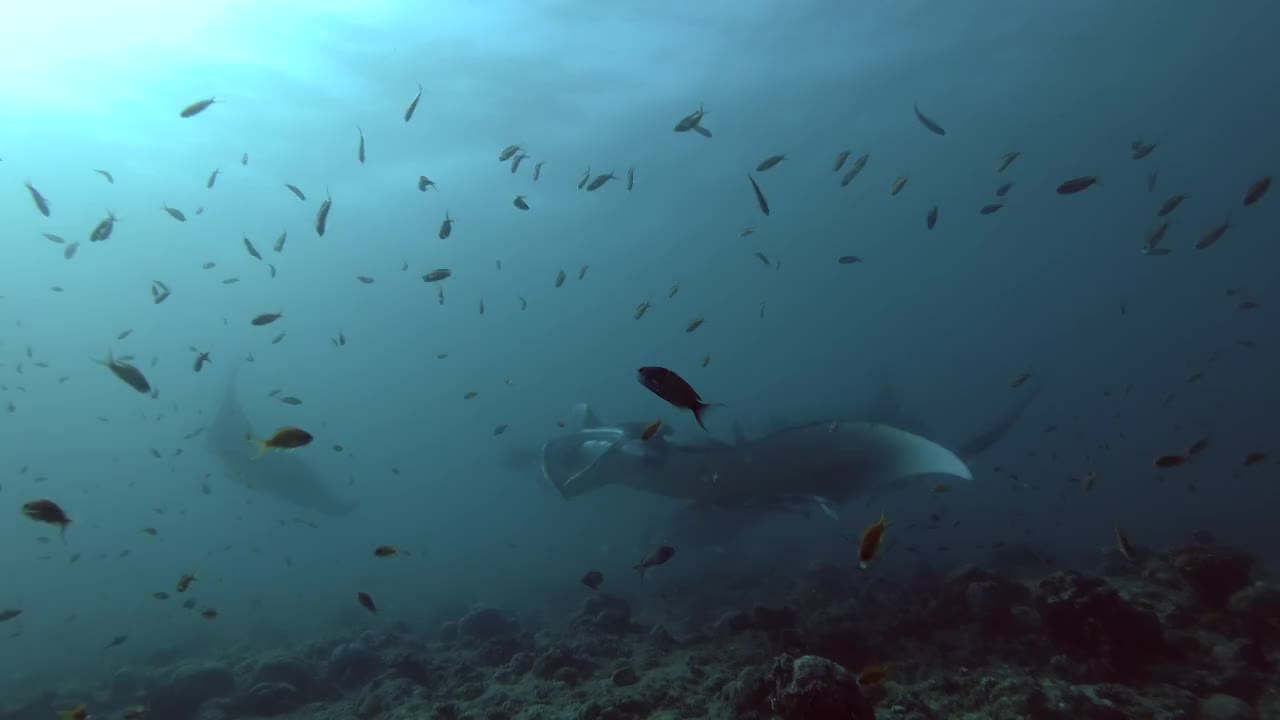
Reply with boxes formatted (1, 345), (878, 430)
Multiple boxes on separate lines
(833, 150), (851, 171)
(89, 211), (118, 242)
(207, 169), (220, 189)
(374, 545), (398, 558)
(913, 104), (946, 136)
(581, 570), (604, 590)
(201, 608), (218, 620)
(519, 297), (527, 310)
(633, 545), (675, 579)
(104, 634), (128, 649)
(499, 144), (522, 162)
(740, 227), (755, 237)
(1009, 372), (1031, 388)
(59, 705), (89, 720)
(356, 126), (365, 163)
(1187, 438), (1210, 456)
(422, 269), (451, 282)
(271, 331), (286, 344)
(284, 184), (306, 201)
(858, 511), (890, 568)
(674, 103), (708, 132)
(636, 366), (723, 431)
(492, 424), (507, 436)
(1243, 176), (1271, 207)
(117, 329), (133, 340)
(222, 278), (240, 285)
(997, 152), (1020, 172)
(995, 182), (1014, 197)
(192, 350), (211, 373)
(357, 591), (378, 614)
(586, 171), (616, 191)
(404, 82), (423, 122)
(95, 351), (150, 393)
(93, 169), (114, 184)
(627, 167), (635, 191)
(837, 255), (862, 265)
(634, 300), (650, 320)
(1243, 451), (1268, 466)
(417, 175), (437, 192)
(668, 283), (679, 299)
(42, 232), (65, 243)
(463, 391), (478, 399)
(511, 153), (529, 173)
(279, 396), (303, 406)
(513, 195), (529, 210)
(1154, 454), (1188, 468)
(578, 265), (589, 280)
(980, 203), (1005, 215)
(577, 167), (591, 189)
(249, 426), (313, 458)
(243, 236), (262, 260)
(858, 664), (889, 688)
(890, 176), (908, 195)
(1143, 222), (1170, 254)
(1157, 193), (1189, 217)
(753, 251), (770, 265)
(840, 154), (869, 187)
(1194, 220), (1230, 250)
(251, 312), (283, 326)
(479, 298), (485, 315)
(0, 609), (22, 623)
(273, 231), (287, 253)
(152, 591), (169, 601)
(555, 269), (566, 288)
(355, 276), (374, 284)
(747, 174), (770, 216)
(439, 211), (453, 239)
(21, 499), (71, 540)
(180, 97), (218, 118)
(701, 354), (710, 368)
(315, 189), (332, 237)
(533, 161), (544, 181)
(1130, 142), (1157, 160)
(926, 205), (939, 230)
(686, 318), (704, 333)
(1057, 176), (1100, 195)
(161, 204), (186, 222)
(640, 419), (663, 440)
(756, 155), (785, 172)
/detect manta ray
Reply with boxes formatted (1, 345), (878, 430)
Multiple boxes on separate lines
(541, 381), (1039, 513)
(208, 367), (357, 516)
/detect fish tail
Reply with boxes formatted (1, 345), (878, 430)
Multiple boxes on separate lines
(59, 524), (67, 544)
(691, 401), (727, 432)
(247, 439), (267, 459)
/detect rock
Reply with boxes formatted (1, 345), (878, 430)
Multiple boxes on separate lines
(1173, 547), (1255, 609)
(750, 605), (799, 632)
(492, 652), (534, 684)
(647, 624), (678, 651)
(610, 664), (638, 687)
(234, 682), (302, 716)
(765, 654), (874, 720)
(1035, 571), (1165, 676)
(1198, 694), (1256, 720)
(458, 608), (518, 640)
(110, 668), (144, 702)
(148, 662), (236, 720)
(327, 640), (378, 683)
(714, 610), (753, 636)
(251, 654), (317, 695)
(720, 666), (770, 718)
(532, 645), (592, 681)
(1227, 582), (1280, 626)
(572, 593), (633, 634)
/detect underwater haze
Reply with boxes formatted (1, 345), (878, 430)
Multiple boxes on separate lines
(3, 1), (1280, 719)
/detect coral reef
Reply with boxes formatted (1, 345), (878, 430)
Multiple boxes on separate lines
(3, 542), (1278, 720)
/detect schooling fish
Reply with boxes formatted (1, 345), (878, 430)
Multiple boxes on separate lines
(913, 104), (946, 136)
(22, 499), (71, 540)
(636, 366), (724, 431)
(1057, 176), (1100, 195)
(404, 82), (423, 122)
(439, 211), (453, 239)
(284, 184), (306, 201)
(315, 189), (332, 237)
(356, 126), (365, 163)
(243, 236), (262, 260)
(357, 591), (378, 614)
(632, 545), (675, 580)
(747, 174), (770, 216)
(95, 351), (151, 393)
(206, 168), (220, 189)
(180, 97), (218, 118)
(25, 181), (51, 216)
(162, 204), (187, 222)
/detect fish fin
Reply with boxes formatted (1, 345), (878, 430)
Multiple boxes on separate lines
(814, 497), (839, 521)
(248, 439), (267, 459)
(691, 401), (727, 432)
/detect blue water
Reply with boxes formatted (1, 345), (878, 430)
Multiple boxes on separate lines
(2, 0), (1277, 702)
